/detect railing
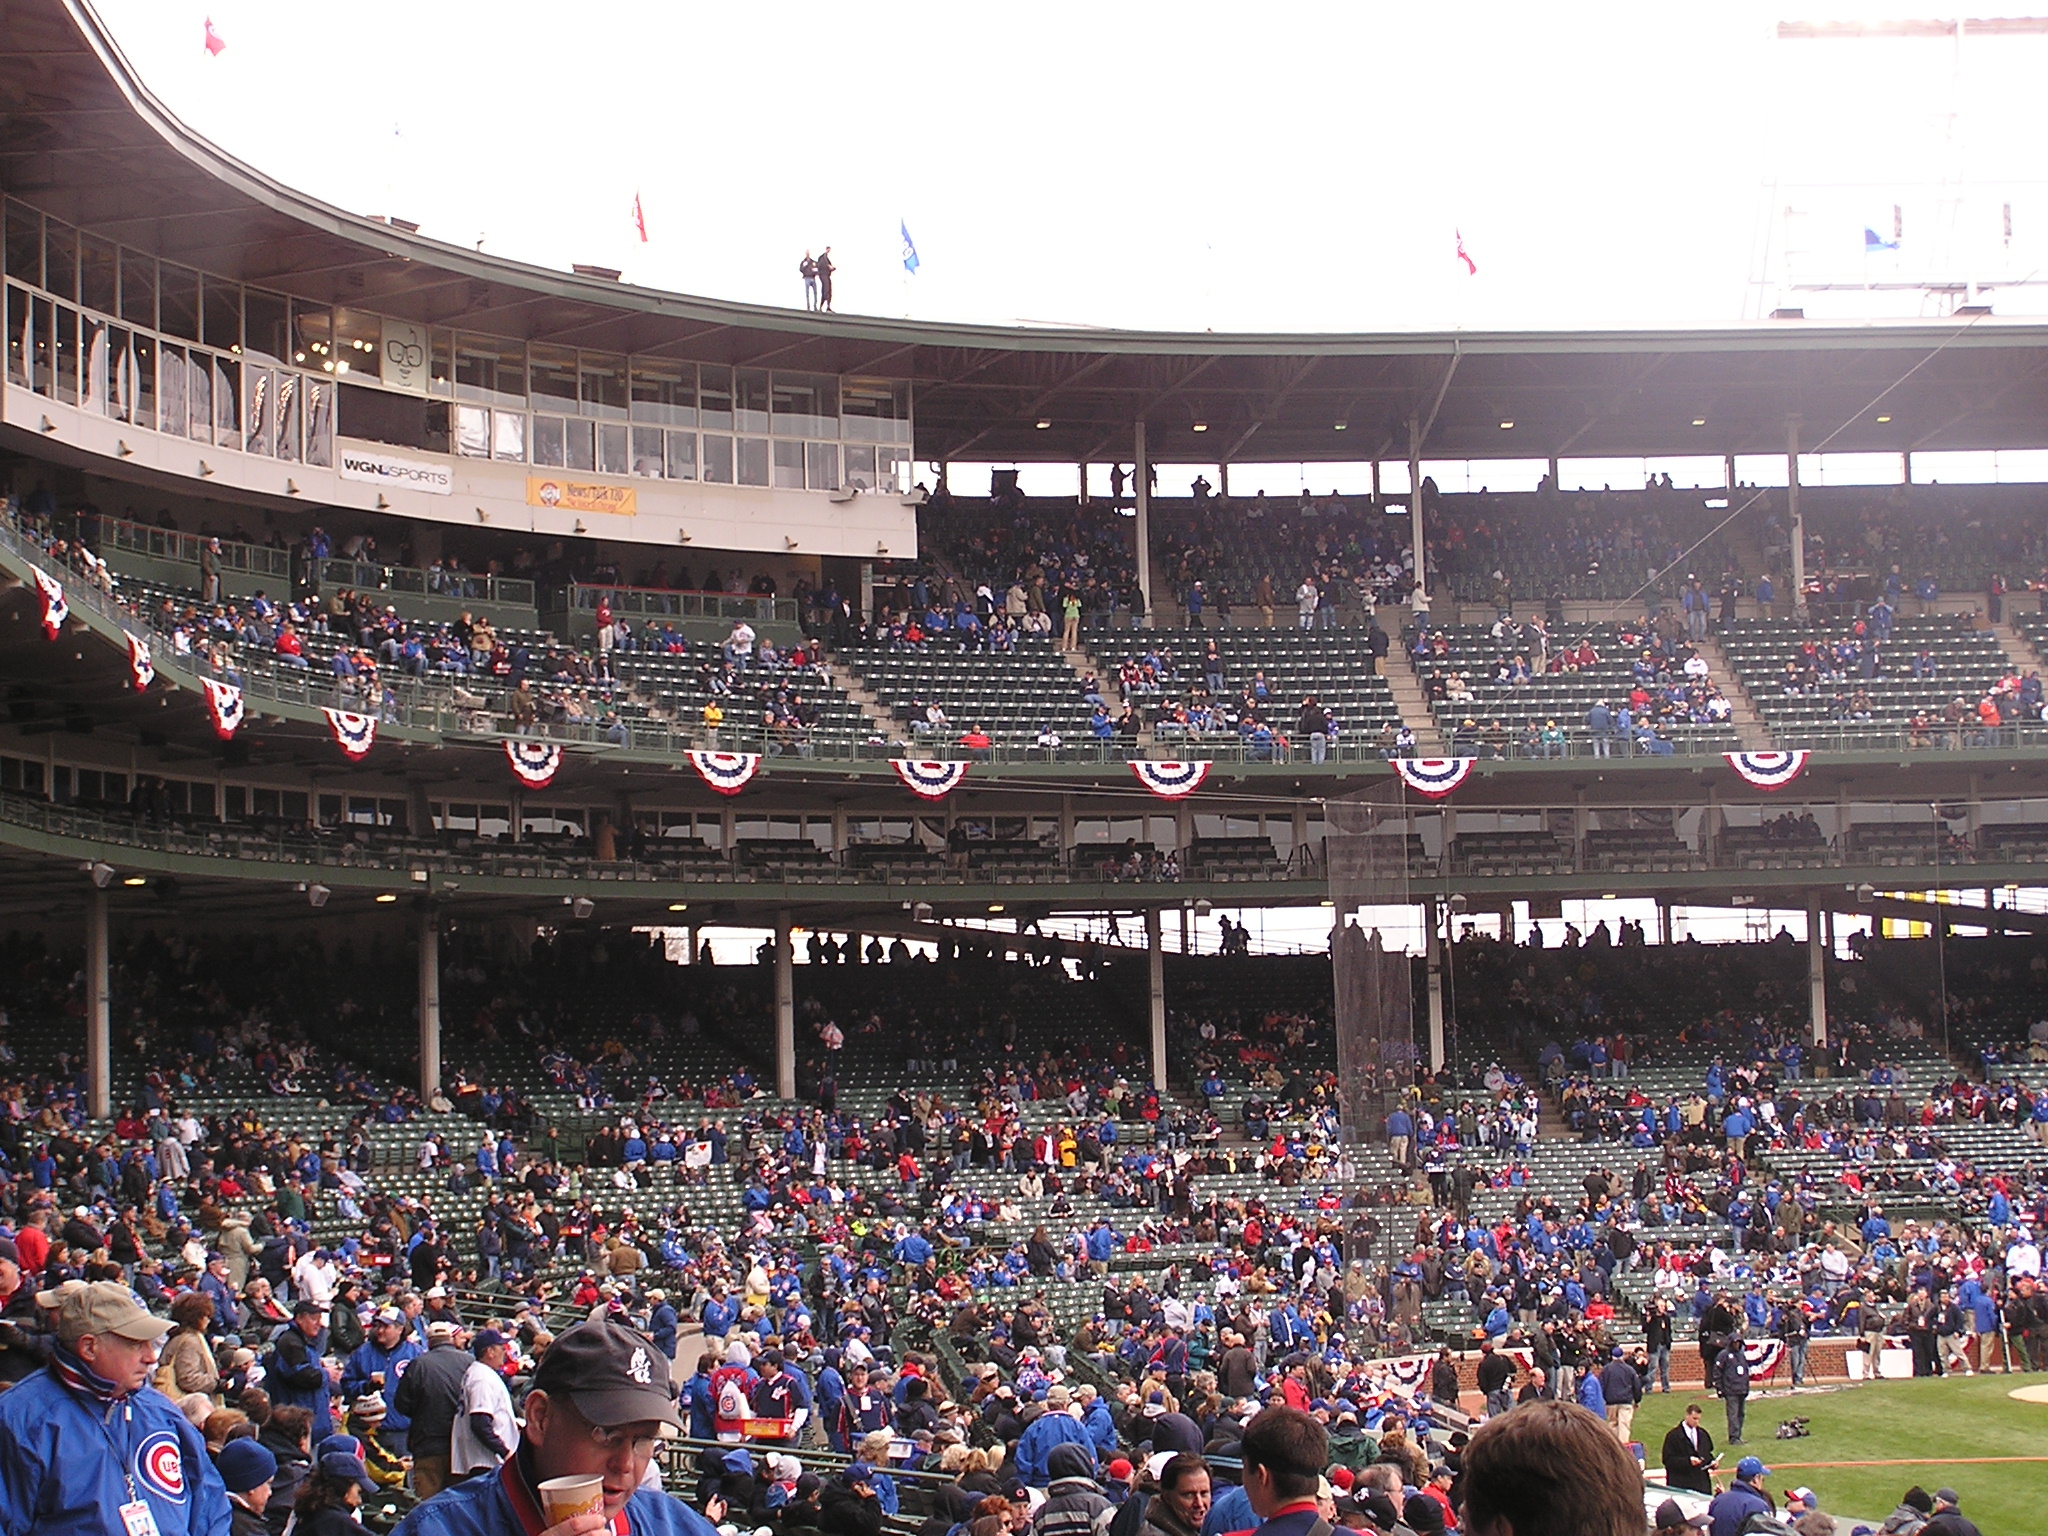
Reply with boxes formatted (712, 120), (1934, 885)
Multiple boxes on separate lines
(88, 514), (291, 580)
(312, 558), (536, 609)
(563, 580), (797, 627)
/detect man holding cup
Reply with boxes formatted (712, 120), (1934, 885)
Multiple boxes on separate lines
(393, 1320), (724, 1536)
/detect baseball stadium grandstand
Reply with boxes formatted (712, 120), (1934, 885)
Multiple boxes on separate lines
(0, 4), (2044, 1536)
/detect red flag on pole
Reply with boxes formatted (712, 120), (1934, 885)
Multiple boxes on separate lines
(1455, 229), (1477, 276)
(632, 191), (649, 244)
(203, 17), (227, 56)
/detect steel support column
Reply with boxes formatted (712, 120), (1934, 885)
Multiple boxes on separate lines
(418, 907), (441, 1103)
(1424, 900), (1446, 1075)
(1788, 420), (1806, 619)
(775, 910), (796, 1099)
(86, 887), (110, 1121)
(1146, 908), (1167, 1090)
(1807, 896), (1828, 1048)
(1134, 419), (1152, 627)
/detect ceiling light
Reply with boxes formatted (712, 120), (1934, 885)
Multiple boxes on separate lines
(1333, 421), (1348, 431)
(1876, 414), (1892, 423)
(1192, 421), (1208, 433)
(1498, 420), (1514, 430)
(375, 892), (397, 903)
(1692, 418), (1707, 427)
(667, 902), (690, 913)
(987, 904), (1005, 913)
(122, 876), (147, 887)
(1035, 418), (1051, 430)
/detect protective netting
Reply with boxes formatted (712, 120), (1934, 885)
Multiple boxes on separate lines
(1327, 783), (1418, 1141)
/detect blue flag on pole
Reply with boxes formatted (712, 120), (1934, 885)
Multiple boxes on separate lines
(900, 219), (920, 274)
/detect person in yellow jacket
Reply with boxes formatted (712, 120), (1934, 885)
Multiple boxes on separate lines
(346, 1394), (411, 1492)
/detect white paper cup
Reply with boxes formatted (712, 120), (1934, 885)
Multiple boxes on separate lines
(538, 1474), (606, 1525)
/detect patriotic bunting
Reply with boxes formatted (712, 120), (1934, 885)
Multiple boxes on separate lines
(505, 740), (564, 789)
(688, 750), (761, 796)
(1130, 760), (1211, 799)
(202, 679), (244, 740)
(1743, 1339), (1786, 1380)
(29, 568), (67, 639)
(1390, 757), (1478, 799)
(1723, 750), (1810, 791)
(322, 707), (378, 760)
(124, 630), (154, 692)
(891, 759), (970, 800)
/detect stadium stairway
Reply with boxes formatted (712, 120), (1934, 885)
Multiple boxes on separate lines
(1381, 644), (1448, 753)
(822, 657), (910, 750)
(1061, 635), (1157, 751)
(1989, 617), (2044, 675)
(1690, 631), (1773, 748)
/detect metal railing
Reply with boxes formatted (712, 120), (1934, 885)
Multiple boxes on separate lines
(88, 514), (291, 580)
(563, 581), (797, 627)
(312, 558), (536, 609)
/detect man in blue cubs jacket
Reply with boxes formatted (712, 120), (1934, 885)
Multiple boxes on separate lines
(395, 1319), (722, 1536)
(0, 1280), (231, 1536)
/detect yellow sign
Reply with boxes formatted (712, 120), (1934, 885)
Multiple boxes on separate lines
(526, 477), (636, 515)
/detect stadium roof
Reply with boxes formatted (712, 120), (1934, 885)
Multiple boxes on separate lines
(13, 0), (2048, 469)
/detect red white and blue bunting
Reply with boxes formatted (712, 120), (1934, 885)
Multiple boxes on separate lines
(123, 630), (154, 692)
(688, 750), (762, 796)
(891, 759), (970, 800)
(1130, 760), (1211, 799)
(29, 568), (67, 640)
(1743, 1338), (1786, 1380)
(1723, 750), (1810, 791)
(1391, 757), (1478, 799)
(322, 706), (378, 760)
(505, 740), (564, 789)
(202, 679), (244, 740)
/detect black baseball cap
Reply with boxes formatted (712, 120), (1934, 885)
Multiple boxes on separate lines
(530, 1320), (681, 1429)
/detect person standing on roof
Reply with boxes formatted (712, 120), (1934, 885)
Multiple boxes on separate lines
(816, 249), (835, 312)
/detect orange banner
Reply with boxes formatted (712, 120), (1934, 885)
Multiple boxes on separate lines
(526, 477), (636, 515)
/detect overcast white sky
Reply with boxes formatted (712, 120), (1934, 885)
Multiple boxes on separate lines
(90, 3), (2048, 332)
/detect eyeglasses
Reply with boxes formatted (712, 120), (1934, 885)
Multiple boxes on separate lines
(581, 1422), (660, 1459)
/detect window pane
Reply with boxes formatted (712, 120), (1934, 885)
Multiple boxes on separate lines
(666, 429), (697, 480)
(702, 433), (734, 482)
(529, 343), (577, 411)
(130, 332), (156, 429)
(533, 414), (566, 466)
(630, 425), (664, 476)
(29, 295), (53, 395)
(735, 368), (770, 433)
(878, 448), (908, 493)
(843, 376), (911, 443)
(772, 438), (804, 488)
(772, 371), (838, 437)
(244, 288), (291, 362)
(201, 276), (241, 352)
(188, 348), (212, 441)
(456, 404), (491, 457)
(564, 417), (595, 471)
(456, 333), (524, 407)
(738, 436), (770, 485)
(275, 372), (301, 461)
(4, 285), (24, 387)
(304, 378), (334, 466)
(332, 307), (380, 382)
(631, 357), (695, 425)
(51, 302), (78, 404)
(807, 440), (840, 490)
(245, 366), (274, 455)
(159, 344), (188, 435)
(159, 265), (199, 342)
(4, 202), (40, 286)
(293, 300), (332, 371)
(429, 329), (453, 396)
(598, 421), (629, 474)
(492, 408), (526, 461)
(119, 250), (154, 327)
(78, 235), (117, 315)
(581, 351), (627, 419)
(43, 220), (77, 302)
(698, 365), (734, 430)
(844, 443), (876, 489)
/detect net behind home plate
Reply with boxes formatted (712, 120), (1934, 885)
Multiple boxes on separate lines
(1325, 781), (1417, 1143)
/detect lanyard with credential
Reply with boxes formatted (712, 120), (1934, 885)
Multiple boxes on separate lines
(100, 1398), (160, 1536)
